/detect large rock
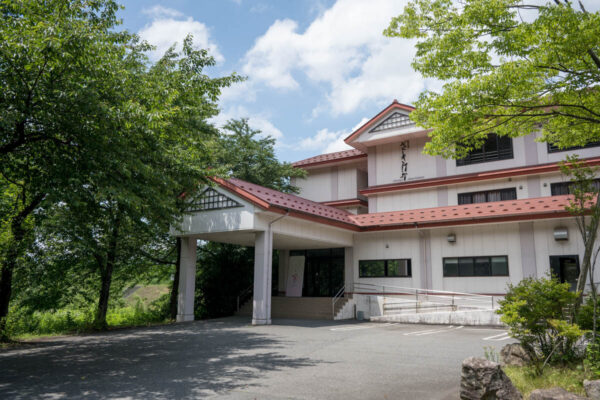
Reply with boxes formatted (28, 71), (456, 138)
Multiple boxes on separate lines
(500, 343), (531, 367)
(529, 387), (586, 400)
(584, 379), (600, 400)
(460, 357), (522, 400)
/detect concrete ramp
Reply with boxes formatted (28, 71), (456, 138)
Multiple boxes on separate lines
(370, 308), (503, 327)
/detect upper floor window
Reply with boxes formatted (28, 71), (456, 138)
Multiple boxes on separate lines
(456, 134), (513, 166)
(550, 180), (600, 196)
(458, 188), (517, 205)
(547, 141), (600, 153)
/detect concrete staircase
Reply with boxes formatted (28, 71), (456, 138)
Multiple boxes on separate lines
(236, 296), (350, 320)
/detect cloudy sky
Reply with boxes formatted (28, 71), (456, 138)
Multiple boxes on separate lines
(118, 0), (437, 162)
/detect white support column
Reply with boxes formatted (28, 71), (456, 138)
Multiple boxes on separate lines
(177, 237), (197, 322)
(253, 230), (272, 325)
(344, 247), (354, 295)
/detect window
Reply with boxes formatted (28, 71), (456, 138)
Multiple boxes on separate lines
(359, 259), (412, 278)
(456, 134), (513, 166)
(458, 188), (517, 205)
(443, 256), (509, 277)
(547, 141), (600, 153)
(187, 188), (242, 212)
(550, 180), (600, 196)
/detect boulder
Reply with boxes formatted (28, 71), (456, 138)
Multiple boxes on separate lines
(584, 379), (600, 400)
(460, 357), (522, 400)
(500, 343), (531, 367)
(529, 387), (586, 400)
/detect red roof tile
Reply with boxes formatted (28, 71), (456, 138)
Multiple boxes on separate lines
(217, 177), (357, 227)
(292, 149), (366, 168)
(351, 195), (580, 229)
(213, 177), (590, 232)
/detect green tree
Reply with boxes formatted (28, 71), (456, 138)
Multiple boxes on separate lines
(0, 0), (240, 336)
(0, 0), (131, 338)
(218, 119), (305, 193)
(385, 0), (600, 158)
(560, 156), (600, 312)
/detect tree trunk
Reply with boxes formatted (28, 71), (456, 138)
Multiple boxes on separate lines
(0, 193), (45, 340)
(94, 209), (122, 330)
(575, 196), (600, 309)
(169, 238), (181, 320)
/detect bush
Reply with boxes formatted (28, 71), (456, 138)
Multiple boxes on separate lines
(497, 276), (583, 374)
(5, 293), (171, 338)
(586, 337), (600, 377)
(577, 296), (600, 331)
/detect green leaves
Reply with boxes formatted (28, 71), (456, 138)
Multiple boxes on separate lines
(385, 0), (600, 157)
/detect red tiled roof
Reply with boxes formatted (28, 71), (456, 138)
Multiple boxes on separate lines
(213, 177), (589, 232)
(351, 195), (579, 230)
(214, 177), (358, 229)
(292, 149), (366, 168)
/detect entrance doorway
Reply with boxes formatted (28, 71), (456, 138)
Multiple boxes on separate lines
(290, 248), (344, 297)
(550, 255), (580, 291)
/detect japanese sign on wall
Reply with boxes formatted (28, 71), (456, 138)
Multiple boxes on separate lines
(400, 140), (409, 181)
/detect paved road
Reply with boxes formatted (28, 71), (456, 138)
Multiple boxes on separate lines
(0, 317), (512, 400)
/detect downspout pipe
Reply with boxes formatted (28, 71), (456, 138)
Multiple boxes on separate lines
(267, 211), (289, 297)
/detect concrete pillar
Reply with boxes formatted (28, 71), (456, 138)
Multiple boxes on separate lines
(177, 237), (197, 322)
(253, 230), (272, 325)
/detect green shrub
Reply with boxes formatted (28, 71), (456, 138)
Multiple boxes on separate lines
(497, 276), (583, 374)
(577, 296), (600, 331)
(586, 337), (600, 377)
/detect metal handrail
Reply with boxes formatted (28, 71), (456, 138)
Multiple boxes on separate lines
(331, 285), (346, 318)
(352, 282), (498, 310)
(236, 284), (253, 312)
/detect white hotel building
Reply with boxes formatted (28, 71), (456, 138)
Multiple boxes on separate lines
(174, 101), (600, 324)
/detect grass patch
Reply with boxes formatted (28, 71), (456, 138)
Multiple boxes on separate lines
(503, 365), (592, 399)
(123, 284), (170, 307)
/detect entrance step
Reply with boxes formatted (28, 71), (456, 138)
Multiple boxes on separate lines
(236, 296), (348, 320)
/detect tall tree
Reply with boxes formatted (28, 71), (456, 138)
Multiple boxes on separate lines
(0, 0), (240, 336)
(384, 0), (600, 158)
(0, 0), (131, 338)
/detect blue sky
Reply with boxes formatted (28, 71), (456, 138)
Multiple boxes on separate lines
(117, 0), (433, 162)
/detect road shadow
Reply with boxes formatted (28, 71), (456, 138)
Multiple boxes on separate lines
(0, 318), (323, 399)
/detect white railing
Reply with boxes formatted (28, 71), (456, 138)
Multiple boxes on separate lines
(352, 282), (499, 313)
(332, 285), (346, 318)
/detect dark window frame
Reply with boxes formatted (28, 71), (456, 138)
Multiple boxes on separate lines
(458, 188), (517, 205)
(550, 179), (600, 196)
(359, 259), (412, 278)
(547, 141), (600, 153)
(443, 256), (509, 277)
(456, 134), (514, 166)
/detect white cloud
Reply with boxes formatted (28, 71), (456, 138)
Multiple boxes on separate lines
(242, 0), (424, 115)
(299, 116), (369, 154)
(211, 105), (283, 141)
(139, 7), (223, 62)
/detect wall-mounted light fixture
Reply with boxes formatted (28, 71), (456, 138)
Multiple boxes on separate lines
(554, 227), (568, 241)
(447, 233), (456, 243)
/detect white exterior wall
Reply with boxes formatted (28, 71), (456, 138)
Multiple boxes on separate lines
(295, 168), (333, 202)
(352, 231), (421, 288)
(348, 218), (596, 295)
(338, 166), (358, 200)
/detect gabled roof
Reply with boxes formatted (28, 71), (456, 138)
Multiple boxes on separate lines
(292, 149), (366, 168)
(344, 99), (415, 145)
(212, 177), (360, 231)
(209, 177), (587, 232)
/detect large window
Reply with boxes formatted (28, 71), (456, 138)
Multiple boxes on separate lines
(547, 141), (600, 153)
(359, 259), (412, 278)
(458, 188), (517, 205)
(551, 180), (600, 196)
(456, 134), (513, 166)
(443, 256), (509, 277)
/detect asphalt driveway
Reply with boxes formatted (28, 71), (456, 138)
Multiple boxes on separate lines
(0, 317), (511, 400)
